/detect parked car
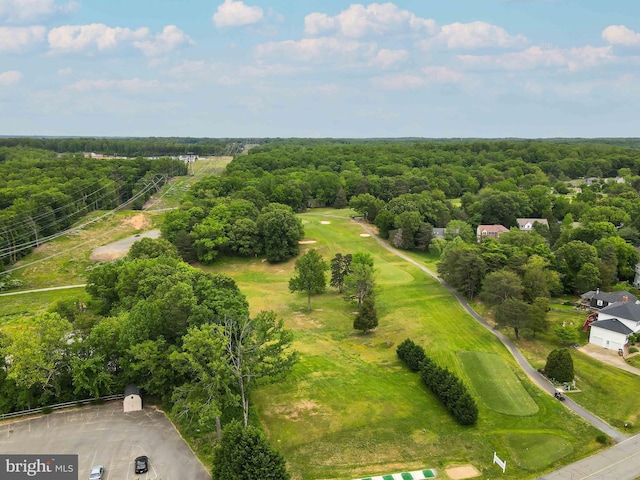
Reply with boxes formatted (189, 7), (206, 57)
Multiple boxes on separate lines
(89, 465), (104, 480)
(134, 455), (149, 474)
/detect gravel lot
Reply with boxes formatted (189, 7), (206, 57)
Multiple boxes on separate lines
(0, 401), (211, 480)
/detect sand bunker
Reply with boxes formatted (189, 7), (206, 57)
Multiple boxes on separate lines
(298, 240), (318, 244)
(320, 221), (331, 224)
(360, 233), (371, 237)
(445, 465), (481, 479)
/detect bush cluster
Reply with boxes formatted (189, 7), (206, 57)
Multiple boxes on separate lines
(397, 338), (478, 426)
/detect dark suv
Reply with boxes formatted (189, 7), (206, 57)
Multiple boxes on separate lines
(134, 456), (149, 474)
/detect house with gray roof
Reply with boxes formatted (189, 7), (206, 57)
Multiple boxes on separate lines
(580, 290), (638, 310)
(588, 299), (640, 352)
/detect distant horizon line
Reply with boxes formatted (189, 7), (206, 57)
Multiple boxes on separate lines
(1, 135), (639, 140)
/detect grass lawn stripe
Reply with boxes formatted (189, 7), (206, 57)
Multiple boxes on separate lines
(458, 351), (539, 416)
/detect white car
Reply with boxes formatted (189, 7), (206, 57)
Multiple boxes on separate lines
(89, 465), (104, 480)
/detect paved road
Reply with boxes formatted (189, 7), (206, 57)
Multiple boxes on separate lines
(0, 284), (87, 297)
(538, 433), (640, 480)
(352, 219), (628, 444)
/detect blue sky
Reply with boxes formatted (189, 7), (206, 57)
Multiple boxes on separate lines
(1, 0), (639, 138)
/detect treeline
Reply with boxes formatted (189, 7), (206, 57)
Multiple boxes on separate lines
(0, 147), (186, 267)
(0, 137), (246, 157)
(397, 339), (478, 425)
(0, 243), (297, 438)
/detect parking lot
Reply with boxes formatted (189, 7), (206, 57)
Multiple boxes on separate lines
(0, 401), (211, 480)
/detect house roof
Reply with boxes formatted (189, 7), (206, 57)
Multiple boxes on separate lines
(599, 301), (640, 322)
(432, 228), (446, 238)
(581, 290), (638, 304)
(590, 319), (634, 335)
(476, 225), (509, 234)
(517, 218), (549, 227)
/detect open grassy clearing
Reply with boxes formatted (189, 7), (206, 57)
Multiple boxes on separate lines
(205, 209), (603, 480)
(8, 210), (162, 290)
(0, 288), (89, 328)
(458, 351), (538, 416)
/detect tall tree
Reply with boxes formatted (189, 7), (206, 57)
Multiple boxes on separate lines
(344, 256), (376, 309)
(257, 204), (304, 263)
(329, 253), (352, 293)
(495, 298), (530, 339)
(438, 245), (487, 300)
(213, 420), (290, 480)
(289, 249), (329, 311)
(353, 296), (378, 334)
(479, 269), (524, 307)
(223, 312), (297, 427)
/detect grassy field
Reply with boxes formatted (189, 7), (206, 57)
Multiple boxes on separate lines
(205, 209), (603, 480)
(5, 200), (634, 479)
(0, 288), (89, 327)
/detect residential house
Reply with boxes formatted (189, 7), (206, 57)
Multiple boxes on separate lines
(432, 228), (446, 240)
(516, 218), (549, 232)
(476, 224), (509, 242)
(580, 290), (638, 310)
(588, 299), (640, 352)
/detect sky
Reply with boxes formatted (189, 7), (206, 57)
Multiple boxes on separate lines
(0, 0), (639, 138)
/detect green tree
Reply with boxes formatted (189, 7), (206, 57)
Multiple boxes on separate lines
(479, 269), (524, 308)
(495, 297), (530, 339)
(353, 296), (378, 334)
(257, 204), (304, 263)
(344, 257), (376, 309)
(5, 313), (72, 399)
(191, 217), (228, 263)
(223, 312), (297, 427)
(554, 325), (579, 346)
(438, 245), (487, 300)
(545, 348), (574, 382)
(289, 249), (329, 311)
(170, 323), (232, 438)
(330, 253), (352, 293)
(213, 420), (290, 480)
(445, 220), (475, 243)
(127, 237), (180, 260)
(349, 193), (385, 222)
(574, 263), (601, 293)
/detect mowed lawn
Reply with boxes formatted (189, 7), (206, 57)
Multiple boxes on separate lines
(205, 209), (603, 480)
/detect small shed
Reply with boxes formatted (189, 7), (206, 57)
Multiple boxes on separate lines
(123, 384), (142, 412)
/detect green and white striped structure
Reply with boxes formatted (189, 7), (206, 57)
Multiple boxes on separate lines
(354, 468), (436, 480)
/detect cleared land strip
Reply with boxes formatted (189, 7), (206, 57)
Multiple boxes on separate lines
(351, 218), (628, 444)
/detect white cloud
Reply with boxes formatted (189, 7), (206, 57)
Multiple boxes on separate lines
(133, 25), (194, 56)
(458, 45), (614, 71)
(372, 66), (463, 90)
(0, 26), (46, 52)
(422, 66), (463, 83)
(602, 25), (640, 47)
(57, 67), (72, 75)
(0, 0), (79, 23)
(304, 2), (437, 38)
(370, 48), (409, 69)
(256, 37), (376, 62)
(0, 70), (23, 86)
(212, 0), (263, 28)
(48, 23), (148, 53)
(68, 78), (161, 93)
(423, 21), (528, 50)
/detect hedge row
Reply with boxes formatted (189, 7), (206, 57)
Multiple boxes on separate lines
(397, 339), (478, 426)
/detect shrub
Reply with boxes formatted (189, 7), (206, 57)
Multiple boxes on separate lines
(629, 347), (638, 354)
(545, 348), (574, 382)
(41, 406), (53, 414)
(595, 434), (610, 445)
(396, 338), (426, 371)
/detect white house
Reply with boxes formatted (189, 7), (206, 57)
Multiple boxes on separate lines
(516, 218), (549, 231)
(589, 300), (640, 352)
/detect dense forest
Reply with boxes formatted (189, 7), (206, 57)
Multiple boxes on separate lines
(0, 147), (186, 267)
(159, 140), (640, 340)
(0, 137), (247, 157)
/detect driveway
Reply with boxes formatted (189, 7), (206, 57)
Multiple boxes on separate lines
(0, 401), (211, 480)
(578, 344), (640, 377)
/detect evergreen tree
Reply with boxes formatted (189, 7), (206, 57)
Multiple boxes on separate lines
(545, 348), (574, 382)
(329, 253), (352, 293)
(353, 296), (378, 333)
(213, 420), (290, 480)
